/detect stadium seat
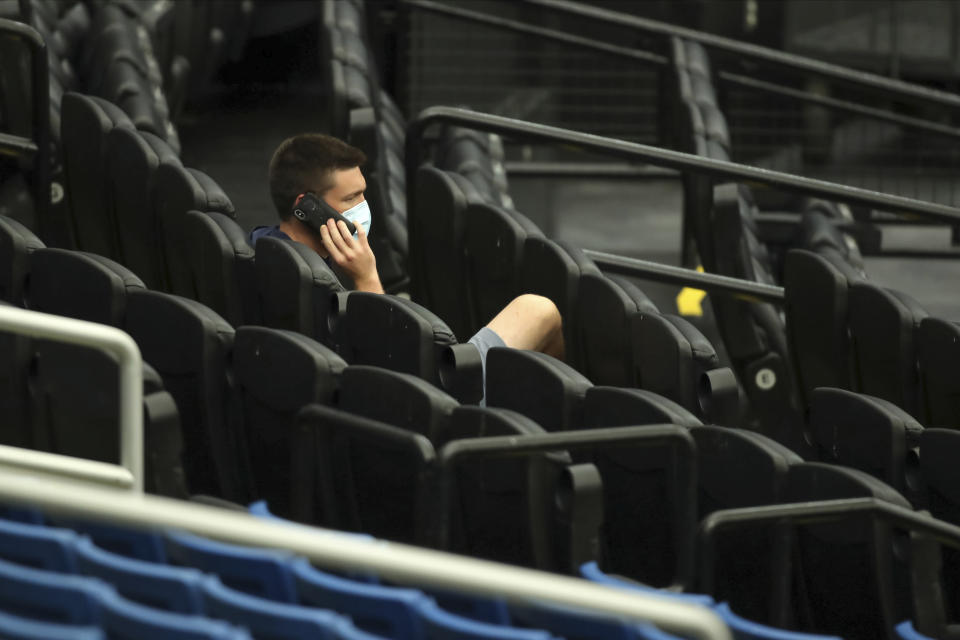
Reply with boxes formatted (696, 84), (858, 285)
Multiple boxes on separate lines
(181, 210), (258, 327)
(577, 562), (715, 607)
(166, 531), (296, 602)
(98, 587), (252, 639)
(200, 574), (375, 640)
(848, 282), (928, 417)
(0, 516), (78, 571)
(232, 326), (346, 516)
(60, 92), (133, 254)
(894, 620), (935, 640)
(0, 608), (104, 640)
(125, 290), (246, 500)
(154, 163), (235, 293)
(0, 555), (111, 623)
(808, 388), (924, 504)
(337, 365), (459, 441)
(485, 348), (592, 432)
(916, 317), (960, 429)
(253, 236), (344, 345)
(416, 598), (557, 640)
(103, 127), (180, 289)
(293, 403), (436, 542)
(56, 519), (167, 563)
(0, 215), (44, 305)
(331, 292), (457, 386)
(712, 602), (843, 640)
(509, 601), (685, 640)
(74, 536), (205, 614)
(582, 386), (703, 429)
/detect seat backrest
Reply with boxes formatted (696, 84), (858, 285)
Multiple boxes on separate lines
(61, 92), (134, 253)
(485, 348), (592, 431)
(0, 609), (104, 640)
(0, 215), (44, 305)
(415, 594), (558, 640)
(292, 556), (430, 640)
(293, 404), (436, 543)
(154, 163), (235, 292)
(0, 555), (111, 624)
(337, 365), (459, 442)
(331, 292), (457, 385)
(809, 388), (923, 504)
(125, 290), (245, 500)
(181, 210), (258, 327)
(462, 201), (536, 338)
(74, 536), (205, 614)
(848, 282), (928, 417)
(783, 249), (858, 409)
(0, 517), (78, 572)
(409, 167), (476, 336)
(917, 318), (960, 429)
(583, 386), (703, 429)
(105, 126), (181, 289)
(232, 327), (346, 516)
(919, 428), (960, 525)
(98, 588), (252, 640)
(166, 531), (296, 603)
(253, 236), (344, 345)
(574, 273), (643, 388)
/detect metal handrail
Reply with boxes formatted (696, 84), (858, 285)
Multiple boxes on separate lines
(0, 18), (49, 231)
(520, 0), (960, 112)
(399, 0), (960, 140)
(0, 468), (733, 640)
(406, 107), (960, 225)
(0, 306), (143, 492)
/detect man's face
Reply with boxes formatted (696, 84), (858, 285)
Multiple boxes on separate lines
(318, 166), (366, 213)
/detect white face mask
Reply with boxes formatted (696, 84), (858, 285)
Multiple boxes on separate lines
(340, 200), (371, 240)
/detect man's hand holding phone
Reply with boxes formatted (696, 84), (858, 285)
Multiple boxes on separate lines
(320, 217), (384, 294)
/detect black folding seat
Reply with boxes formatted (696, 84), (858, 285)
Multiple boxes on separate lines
(61, 92), (134, 254)
(125, 290), (247, 501)
(330, 292), (457, 386)
(154, 163), (235, 293)
(709, 184), (802, 446)
(437, 127), (512, 209)
(573, 273), (655, 388)
(462, 202), (542, 337)
(253, 236), (344, 345)
(582, 386), (703, 429)
(784, 249), (860, 409)
(485, 348), (592, 432)
(232, 326), (346, 516)
(22, 248), (187, 498)
(917, 317), (960, 429)
(99, 60), (162, 136)
(0, 216), (44, 306)
(337, 365), (459, 442)
(519, 237), (599, 369)
(781, 463), (914, 640)
(848, 282), (928, 418)
(690, 426), (802, 622)
(180, 210), (258, 327)
(105, 126), (180, 288)
(410, 166), (480, 337)
(292, 403), (436, 539)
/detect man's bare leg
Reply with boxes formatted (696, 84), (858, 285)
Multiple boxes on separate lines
(486, 294), (565, 360)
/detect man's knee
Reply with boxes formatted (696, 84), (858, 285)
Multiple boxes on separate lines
(511, 294), (562, 334)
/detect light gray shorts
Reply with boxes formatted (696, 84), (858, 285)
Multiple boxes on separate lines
(467, 326), (506, 402)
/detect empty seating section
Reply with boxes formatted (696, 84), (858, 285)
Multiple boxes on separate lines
(1, 1), (960, 639)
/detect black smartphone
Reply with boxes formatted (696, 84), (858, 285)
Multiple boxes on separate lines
(292, 192), (357, 237)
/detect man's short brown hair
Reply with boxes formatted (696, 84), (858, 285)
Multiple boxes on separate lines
(268, 133), (367, 219)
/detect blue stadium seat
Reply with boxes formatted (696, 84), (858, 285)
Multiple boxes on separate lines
(0, 516), (78, 571)
(98, 588), (252, 640)
(74, 536), (206, 613)
(166, 530), (297, 602)
(59, 519), (167, 562)
(0, 555), (112, 624)
(578, 562), (716, 607)
(416, 599), (557, 640)
(293, 556), (431, 639)
(895, 621), (934, 640)
(713, 603), (843, 639)
(509, 601), (684, 640)
(200, 575), (383, 640)
(0, 608), (104, 640)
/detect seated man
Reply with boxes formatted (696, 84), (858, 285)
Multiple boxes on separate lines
(249, 133), (565, 372)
